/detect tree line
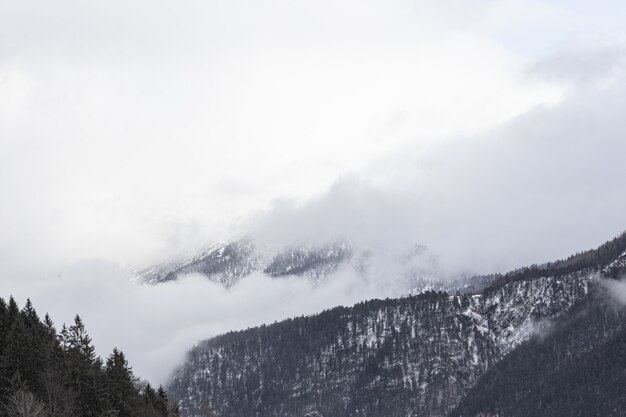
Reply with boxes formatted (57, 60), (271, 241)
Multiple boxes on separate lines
(0, 296), (179, 417)
(482, 230), (626, 292)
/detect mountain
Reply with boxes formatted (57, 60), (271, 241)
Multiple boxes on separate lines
(134, 239), (353, 287)
(133, 238), (468, 293)
(135, 239), (263, 287)
(168, 232), (626, 417)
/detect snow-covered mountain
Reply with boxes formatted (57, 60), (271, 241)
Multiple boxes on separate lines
(168, 232), (626, 417)
(134, 239), (354, 287)
(133, 238), (469, 293)
(134, 239), (262, 287)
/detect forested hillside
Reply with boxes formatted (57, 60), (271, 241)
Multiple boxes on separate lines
(481, 231), (626, 291)
(170, 275), (591, 417)
(169, 232), (626, 417)
(449, 287), (626, 417)
(0, 297), (179, 417)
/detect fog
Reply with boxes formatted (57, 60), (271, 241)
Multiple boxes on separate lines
(6, 259), (418, 384)
(5, 46), (626, 384)
(2, 0), (626, 388)
(251, 58), (626, 274)
(0, 0), (569, 274)
(605, 276), (626, 306)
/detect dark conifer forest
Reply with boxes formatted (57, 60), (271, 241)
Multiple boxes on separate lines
(0, 296), (179, 417)
(449, 289), (626, 417)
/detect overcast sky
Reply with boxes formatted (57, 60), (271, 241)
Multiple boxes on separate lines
(2, 0), (626, 383)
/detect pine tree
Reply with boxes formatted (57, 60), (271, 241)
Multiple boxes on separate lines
(62, 315), (110, 417)
(0, 298), (182, 417)
(0, 297), (8, 353)
(155, 385), (169, 416)
(21, 299), (40, 329)
(106, 348), (137, 417)
(7, 297), (20, 321)
(0, 315), (35, 397)
(143, 383), (156, 405)
(41, 314), (62, 365)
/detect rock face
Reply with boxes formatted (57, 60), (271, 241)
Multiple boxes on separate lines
(167, 232), (626, 417)
(262, 242), (353, 284)
(134, 239), (354, 287)
(135, 240), (262, 287)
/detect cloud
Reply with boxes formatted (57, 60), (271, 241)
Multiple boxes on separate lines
(6, 257), (415, 385)
(247, 38), (626, 276)
(248, 178), (418, 250)
(0, 0), (563, 274)
(601, 277), (626, 306)
(3, 0), (626, 391)
(530, 36), (626, 87)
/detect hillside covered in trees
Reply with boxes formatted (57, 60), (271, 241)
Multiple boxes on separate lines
(169, 232), (626, 417)
(169, 275), (591, 416)
(449, 288), (626, 417)
(481, 231), (626, 291)
(0, 296), (179, 417)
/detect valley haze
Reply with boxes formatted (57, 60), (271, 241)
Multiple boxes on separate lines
(2, 0), (626, 399)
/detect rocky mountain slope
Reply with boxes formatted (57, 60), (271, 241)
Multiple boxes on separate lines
(134, 239), (354, 287)
(135, 239), (262, 287)
(168, 232), (626, 417)
(134, 239), (463, 293)
(450, 287), (626, 417)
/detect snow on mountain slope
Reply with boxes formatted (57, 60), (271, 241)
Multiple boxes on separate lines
(169, 272), (594, 417)
(450, 287), (626, 417)
(134, 239), (262, 287)
(168, 232), (626, 417)
(133, 238), (464, 292)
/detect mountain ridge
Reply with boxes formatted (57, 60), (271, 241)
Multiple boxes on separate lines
(166, 232), (626, 417)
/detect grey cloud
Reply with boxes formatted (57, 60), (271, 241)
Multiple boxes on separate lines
(602, 277), (626, 306)
(245, 43), (626, 275)
(530, 38), (626, 86)
(6, 258), (410, 386)
(249, 178), (418, 250)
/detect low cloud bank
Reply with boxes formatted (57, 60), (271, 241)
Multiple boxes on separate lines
(7, 257), (418, 385)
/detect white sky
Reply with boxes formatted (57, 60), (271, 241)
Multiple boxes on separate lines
(1, 0), (613, 271)
(2, 0), (626, 384)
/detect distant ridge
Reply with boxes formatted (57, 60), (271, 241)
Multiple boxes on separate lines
(481, 230), (626, 292)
